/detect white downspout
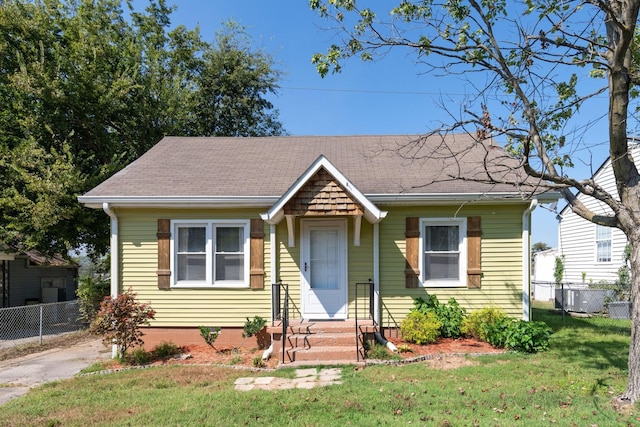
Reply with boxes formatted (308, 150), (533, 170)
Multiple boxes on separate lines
(102, 203), (119, 358)
(263, 223), (276, 361)
(373, 222), (380, 324)
(522, 199), (538, 321)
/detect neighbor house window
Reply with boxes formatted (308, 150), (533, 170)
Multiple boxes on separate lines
(172, 220), (249, 287)
(595, 224), (612, 263)
(420, 218), (467, 287)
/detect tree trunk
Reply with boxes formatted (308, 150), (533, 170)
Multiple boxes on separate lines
(621, 233), (640, 401)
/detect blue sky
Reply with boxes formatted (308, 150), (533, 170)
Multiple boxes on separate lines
(138, 0), (615, 247)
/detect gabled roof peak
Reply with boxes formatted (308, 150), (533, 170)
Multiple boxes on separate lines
(261, 155), (387, 225)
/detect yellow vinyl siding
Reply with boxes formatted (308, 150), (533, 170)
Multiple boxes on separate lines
(348, 220), (374, 318)
(118, 208), (271, 327)
(115, 203), (527, 327)
(378, 205), (527, 321)
(275, 220), (301, 314)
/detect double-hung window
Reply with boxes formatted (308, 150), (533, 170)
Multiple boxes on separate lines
(595, 224), (612, 263)
(172, 220), (250, 287)
(420, 218), (467, 287)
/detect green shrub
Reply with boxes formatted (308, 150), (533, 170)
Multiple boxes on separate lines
(482, 316), (511, 348)
(396, 343), (412, 353)
(503, 320), (552, 353)
(127, 348), (152, 365)
(252, 356), (266, 368)
(400, 310), (441, 344)
(413, 296), (466, 338)
(153, 341), (181, 359)
(461, 306), (507, 341)
(199, 325), (221, 349)
(243, 316), (266, 338)
(76, 256), (110, 323)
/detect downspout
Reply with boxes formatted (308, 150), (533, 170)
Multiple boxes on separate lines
(263, 223), (277, 361)
(373, 222), (380, 324)
(102, 203), (119, 358)
(371, 222), (397, 352)
(522, 199), (538, 321)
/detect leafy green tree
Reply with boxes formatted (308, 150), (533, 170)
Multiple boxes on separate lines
(310, 0), (640, 402)
(191, 22), (284, 137)
(0, 0), (284, 256)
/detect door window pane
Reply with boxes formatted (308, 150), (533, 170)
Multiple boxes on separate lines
(310, 229), (339, 289)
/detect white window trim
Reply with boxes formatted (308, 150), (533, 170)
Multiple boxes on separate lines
(594, 224), (612, 264)
(419, 217), (467, 288)
(170, 220), (250, 288)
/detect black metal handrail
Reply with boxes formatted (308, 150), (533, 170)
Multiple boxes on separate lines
(272, 282), (289, 363)
(355, 280), (376, 362)
(380, 300), (400, 339)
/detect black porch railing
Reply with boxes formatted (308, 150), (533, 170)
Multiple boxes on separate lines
(272, 281), (289, 363)
(355, 280), (376, 362)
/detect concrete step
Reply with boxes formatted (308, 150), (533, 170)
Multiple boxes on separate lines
(286, 345), (359, 362)
(287, 332), (359, 348)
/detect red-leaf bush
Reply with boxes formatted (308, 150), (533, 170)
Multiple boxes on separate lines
(89, 290), (156, 359)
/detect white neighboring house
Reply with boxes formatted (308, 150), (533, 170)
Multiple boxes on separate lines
(557, 144), (638, 284)
(532, 248), (558, 301)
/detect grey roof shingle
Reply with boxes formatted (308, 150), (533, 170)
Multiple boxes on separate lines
(81, 134), (545, 200)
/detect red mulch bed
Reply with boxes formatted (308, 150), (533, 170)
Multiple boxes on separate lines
(386, 336), (504, 358)
(100, 337), (503, 371)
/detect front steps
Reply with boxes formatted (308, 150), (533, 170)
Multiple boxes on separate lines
(267, 320), (377, 366)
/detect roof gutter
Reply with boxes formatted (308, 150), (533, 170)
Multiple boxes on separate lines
(522, 199), (538, 321)
(102, 203), (119, 358)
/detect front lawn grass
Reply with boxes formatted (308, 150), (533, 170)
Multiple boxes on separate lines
(0, 303), (637, 426)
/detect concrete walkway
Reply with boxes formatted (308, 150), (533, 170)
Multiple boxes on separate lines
(234, 367), (342, 391)
(0, 339), (110, 405)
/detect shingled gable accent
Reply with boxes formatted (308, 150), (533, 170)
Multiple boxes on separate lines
(283, 168), (365, 217)
(260, 155), (387, 246)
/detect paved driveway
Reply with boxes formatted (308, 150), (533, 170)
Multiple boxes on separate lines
(0, 339), (110, 405)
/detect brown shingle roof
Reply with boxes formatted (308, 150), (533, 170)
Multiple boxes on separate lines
(81, 134), (545, 201)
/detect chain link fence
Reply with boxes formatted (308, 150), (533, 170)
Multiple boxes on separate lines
(0, 300), (85, 349)
(533, 280), (632, 332)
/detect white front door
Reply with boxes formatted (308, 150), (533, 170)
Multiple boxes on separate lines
(301, 219), (348, 319)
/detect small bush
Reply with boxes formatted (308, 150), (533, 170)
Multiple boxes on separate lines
(252, 356), (266, 368)
(400, 311), (441, 345)
(76, 256), (110, 323)
(89, 290), (156, 358)
(153, 341), (181, 359)
(396, 343), (412, 353)
(482, 317), (511, 348)
(243, 316), (266, 338)
(127, 348), (152, 365)
(461, 306), (507, 342)
(413, 296), (466, 338)
(503, 320), (552, 353)
(199, 326), (221, 348)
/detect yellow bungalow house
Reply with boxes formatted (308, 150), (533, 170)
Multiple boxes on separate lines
(79, 134), (556, 364)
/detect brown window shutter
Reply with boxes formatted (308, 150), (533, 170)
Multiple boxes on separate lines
(250, 219), (265, 289)
(405, 217), (420, 288)
(467, 216), (482, 289)
(157, 219), (171, 290)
